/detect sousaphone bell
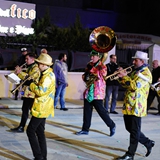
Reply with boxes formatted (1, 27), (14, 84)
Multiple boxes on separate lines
(89, 26), (117, 53)
(85, 26), (117, 88)
(89, 26), (117, 63)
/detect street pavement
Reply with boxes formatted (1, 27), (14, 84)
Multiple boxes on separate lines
(0, 98), (159, 160)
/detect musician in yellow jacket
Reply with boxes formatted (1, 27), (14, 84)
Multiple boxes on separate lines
(11, 52), (40, 133)
(26, 53), (55, 160)
(116, 51), (155, 160)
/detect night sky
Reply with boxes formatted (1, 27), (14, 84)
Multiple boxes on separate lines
(7, 0), (160, 36)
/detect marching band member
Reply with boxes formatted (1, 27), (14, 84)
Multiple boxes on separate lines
(157, 78), (160, 97)
(151, 78), (160, 97)
(11, 52), (40, 133)
(26, 53), (55, 160)
(147, 60), (160, 114)
(76, 50), (116, 136)
(116, 51), (155, 160)
(14, 48), (28, 100)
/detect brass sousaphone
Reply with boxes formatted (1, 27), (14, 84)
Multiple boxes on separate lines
(89, 26), (117, 62)
(85, 26), (117, 88)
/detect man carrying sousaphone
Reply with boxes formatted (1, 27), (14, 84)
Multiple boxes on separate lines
(10, 52), (41, 133)
(76, 50), (116, 136)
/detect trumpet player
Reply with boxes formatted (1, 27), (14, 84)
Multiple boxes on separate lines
(76, 50), (116, 136)
(116, 51), (155, 160)
(147, 60), (160, 115)
(11, 52), (41, 133)
(14, 48), (28, 100)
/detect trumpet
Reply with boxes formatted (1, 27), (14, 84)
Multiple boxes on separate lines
(4, 63), (27, 84)
(20, 62), (27, 68)
(105, 65), (134, 81)
(11, 71), (37, 94)
(14, 62), (27, 74)
(20, 62), (27, 71)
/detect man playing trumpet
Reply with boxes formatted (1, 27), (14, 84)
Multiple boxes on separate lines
(116, 51), (155, 160)
(14, 48), (28, 100)
(11, 52), (40, 133)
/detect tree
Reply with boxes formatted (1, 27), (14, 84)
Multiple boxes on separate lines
(2, 10), (91, 52)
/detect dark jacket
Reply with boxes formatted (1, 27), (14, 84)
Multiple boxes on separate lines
(106, 62), (119, 86)
(17, 55), (26, 66)
(152, 66), (160, 84)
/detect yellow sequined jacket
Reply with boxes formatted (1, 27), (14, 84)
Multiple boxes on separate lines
(118, 65), (152, 117)
(29, 68), (55, 118)
(18, 63), (41, 98)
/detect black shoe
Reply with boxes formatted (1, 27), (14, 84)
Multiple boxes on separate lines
(110, 125), (116, 137)
(76, 130), (89, 135)
(116, 154), (133, 160)
(145, 140), (155, 157)
(60, 108), (68, 111)
(110, 111), (118, 114)
(10, 126), (24, 133)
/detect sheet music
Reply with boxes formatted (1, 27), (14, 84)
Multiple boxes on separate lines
(4, 73), (21, 84)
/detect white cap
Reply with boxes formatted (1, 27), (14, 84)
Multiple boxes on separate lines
(21, 48), (27, 52)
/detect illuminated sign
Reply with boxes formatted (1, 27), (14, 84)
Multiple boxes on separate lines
(0, 0), (36, 36)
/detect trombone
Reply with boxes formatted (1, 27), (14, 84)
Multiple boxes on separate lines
(10, 71), (37, 94)
(105, 65), (134, 81)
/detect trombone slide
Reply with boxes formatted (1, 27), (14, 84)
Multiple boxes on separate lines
(10, 71), (37, 95)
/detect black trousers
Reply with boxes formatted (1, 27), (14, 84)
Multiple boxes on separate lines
(124, 115), (153, 156)
(147, 89), (160, 112)
(82, 99), (115, 132)
(27, 116), (46, 160)
(19, 97), (34, 127)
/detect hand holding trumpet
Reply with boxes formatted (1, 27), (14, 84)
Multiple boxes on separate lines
(14, 65), (22, 74)
(14, 63), (27, 74)
(117, 67), (128, 78)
